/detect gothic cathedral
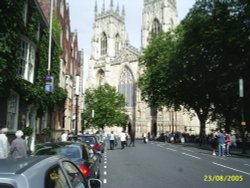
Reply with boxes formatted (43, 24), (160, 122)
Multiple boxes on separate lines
(87, 0), (201, 137)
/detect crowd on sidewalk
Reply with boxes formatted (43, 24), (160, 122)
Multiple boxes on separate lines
(0, 127), (28, 159)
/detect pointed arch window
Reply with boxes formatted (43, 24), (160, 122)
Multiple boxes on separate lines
(101, 32), (107, 56)
(118, 67), (135, 107)
(97, 69), (105, 86)
(152, 18), (162, 34)
(115, 33), (120, 55)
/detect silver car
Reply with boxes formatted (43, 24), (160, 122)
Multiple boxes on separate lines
(0, 155), (102, 188)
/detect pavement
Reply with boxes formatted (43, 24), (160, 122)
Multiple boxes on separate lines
(173, 142), (250, 158)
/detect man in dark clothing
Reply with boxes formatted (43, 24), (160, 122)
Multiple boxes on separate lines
(129, 131), (135, 147)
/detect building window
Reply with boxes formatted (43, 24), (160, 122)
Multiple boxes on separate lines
(6, 92), (19, 131)
(118, 67), (135, 107)
(19, 38), (36, 83)
(101, 32), (107, 56)
(152, 18), (162, 34)
(97, 69), (105, 86)
(115, 34), (120, 55)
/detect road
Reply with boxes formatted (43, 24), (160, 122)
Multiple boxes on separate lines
(99, 140), (250, 188)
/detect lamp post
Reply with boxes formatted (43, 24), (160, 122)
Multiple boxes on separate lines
(75, 75), (80, 135)
(239, 78), (246, 154)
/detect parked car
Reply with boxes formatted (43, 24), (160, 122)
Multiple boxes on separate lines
(77, 135), (104, 154)
(34, 142), (101, 179)
(0, 155), (102, 188)
(68, 136), (102, 163)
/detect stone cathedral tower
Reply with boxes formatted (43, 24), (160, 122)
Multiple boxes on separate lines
(87, 0), (201, 137)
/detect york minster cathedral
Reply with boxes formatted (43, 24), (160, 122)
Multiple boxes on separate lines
(87, 0), (210, 137)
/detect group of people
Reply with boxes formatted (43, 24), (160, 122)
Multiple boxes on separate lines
(0, 127), (28, 159)
(210, 130), (237, 156)
(107, 130), (136, 150)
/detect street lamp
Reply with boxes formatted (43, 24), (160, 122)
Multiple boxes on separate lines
(75, 75), (80, 135)
(239, 78), (246, 154)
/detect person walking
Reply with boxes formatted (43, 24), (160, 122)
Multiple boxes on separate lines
(10, 130), (28, 159)
(0, 127), (10, 159)
(120, 130), (126, 149)
(61, 130), (68, 141)
(217, 130), (225, 157)
(129, 131), (135, 147)
(225, 131), (232, 156)
(109, 131), (115, 150)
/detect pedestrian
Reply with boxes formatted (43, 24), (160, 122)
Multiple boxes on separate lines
(225, 131), (232, 156)
(129, 131), (135, 147)
(120, 130), (127, 149)
(10, 130), (28, 159)
(0, 127), (10, 159)
(143, 132), (147, 143)
(217, 130), (225, 157)
(109, 131), (115, 150)
(231, 133), (237, 148)
(210, 133), (217, 156)
(61, 130), (68, 141)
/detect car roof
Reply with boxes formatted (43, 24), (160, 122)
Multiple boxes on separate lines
(0, 155), (63, 174)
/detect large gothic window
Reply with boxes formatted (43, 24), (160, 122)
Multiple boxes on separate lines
(97, 69), (105, 86)
(115, 34), (121, 56)
(118, 67), (135, 107)
(152, 18), (162, 34)
(101, 32), (107, 56)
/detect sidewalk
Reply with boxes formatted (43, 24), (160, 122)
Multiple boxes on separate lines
(176, 142), (250, 158)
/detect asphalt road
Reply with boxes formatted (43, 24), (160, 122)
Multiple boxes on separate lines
(99, 140), (250, 188)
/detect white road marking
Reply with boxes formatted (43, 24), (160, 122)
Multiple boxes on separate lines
(103, 179), (107, 183)
(166, 147), (177, 152)
(200, 153), (227, 160)
(182, 148), (194, 152)
(104, 171), (107, 175)
(104, 165), (107, 168)
(182, 152), (201, 159)
(213, 162), (250, 175)
(104, 161), (107, 164)
(244, 164), (250, 167)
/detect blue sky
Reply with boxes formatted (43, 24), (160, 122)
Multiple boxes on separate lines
(66, 0), (196, 88)
(67, 0), (196, 58)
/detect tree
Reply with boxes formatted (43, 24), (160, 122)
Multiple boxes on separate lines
(139, 0), (250, 137)
(83, 84), (128, 130)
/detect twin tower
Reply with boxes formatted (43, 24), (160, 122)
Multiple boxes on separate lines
(87, 0), (179, 136)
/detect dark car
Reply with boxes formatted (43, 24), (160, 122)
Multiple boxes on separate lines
(68, 136), (103, 163)
(34, 142), (101, 179)
(0, 155), (101, 188)
(77, 135), (104, 154)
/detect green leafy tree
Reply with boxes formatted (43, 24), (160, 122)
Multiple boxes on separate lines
(139, 0), (250, 137)
(83, 84), (128, 130)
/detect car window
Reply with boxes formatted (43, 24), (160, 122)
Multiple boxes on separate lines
(59, 146), (81, 159)
(0, 184), (14, 188)
(45, 165), (70, 188)
(81, 145), (89, 160)
(62, 161), (86, 188)
(80, 136), (97, 145)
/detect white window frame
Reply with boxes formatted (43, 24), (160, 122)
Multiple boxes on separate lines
(19, 38), (36, 83)
(6, 91), (19, 132)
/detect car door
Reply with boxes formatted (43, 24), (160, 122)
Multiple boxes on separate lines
(61, 160), (88, 188)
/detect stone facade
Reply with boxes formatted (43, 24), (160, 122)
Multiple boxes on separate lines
(87, 0), (215, 138)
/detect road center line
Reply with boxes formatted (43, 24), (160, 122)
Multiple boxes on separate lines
(182, 148), (194, 152)
(103, 179), (107, 184)
(212, 162), (250, 176)
(182, 152), (201, 159)
(166, 147), (177, 151)
(244, 164), (250, 167)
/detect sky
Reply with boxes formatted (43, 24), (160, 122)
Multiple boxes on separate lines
(66, 0), (196, 86)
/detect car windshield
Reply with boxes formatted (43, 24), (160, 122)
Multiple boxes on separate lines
(79, 136), (97, 145)
(59, 146), (81, 159)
